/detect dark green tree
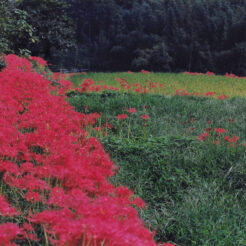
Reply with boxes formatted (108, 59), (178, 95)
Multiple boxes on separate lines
(0, 0), (35, 55)
(18, 0), (76, 68)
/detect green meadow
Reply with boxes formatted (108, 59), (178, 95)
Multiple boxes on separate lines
(68, 73), (246, 246)
(70, 72), (246, 97)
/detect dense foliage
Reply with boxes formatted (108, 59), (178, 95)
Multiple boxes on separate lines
(67, 0), (246, 74)
(0, 0), (246, 75)
(1, 0), (246, 74)
(0, 0), (35, 55)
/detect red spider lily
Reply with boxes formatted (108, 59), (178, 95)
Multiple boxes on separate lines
(224, 136), (239, 143)
(204, 128), (212, 133)
(214, 128), (227, 134)
(0, 223), (23, 245)
(125, 108), (137, 113)
(0, 195), (19, 217)
(116, 114), (128, 120)
(140, 115), (150, 120)
(101, 122), (113, 130)
(28, 56), (47, 67)
(141, 69), (150, 74)
(25, 191), (41, 203)
(127, 71), (133, 74)
(230, 136), (239, 143)
(206, 71), (215, 76)
(0, 54), (175, 246)
(217, 94), (228, 100)
(197, 132), (208, 141)
(204, 91), (216, 97)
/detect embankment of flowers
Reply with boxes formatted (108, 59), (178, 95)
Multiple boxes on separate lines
(0, 55), (173, 245)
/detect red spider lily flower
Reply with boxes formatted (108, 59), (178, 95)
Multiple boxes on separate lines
(217, 94), (228, 100)
(84, 105), (89, 110)
(116, 114), (128, 120)
(82, 72), (86, 75)
(214, 128), (227, 134)
(225, 136), (239, 143)
(0, 223), (23, 244)
(141, 69), (150, 74)
(0, 54), (178, 246)
(0, 195), (19, 217)
(206, 71), (215, 76)
(131, 197), (145, 209)
(28, 56), (47, 67)
(125, 108), (137, 113)
(204, 91), (216, 97)
(230, 136), (239, 143)
(224, 136), (230, 142)
(204, 128), (212, 133)
(140, 115), (150, 120)
(197, 132), (208, 141)
(127, 71), (133, 74)
(102, 122), (113, 129)
(25, 191), (41, 203)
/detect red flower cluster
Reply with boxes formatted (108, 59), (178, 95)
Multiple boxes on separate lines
(198, 128), (240, 147)
(116, 114), (128, 120)
(76, 78), (119, 93)
(0, 55), (173, 246)
(125, 108), (137, 113)
(185, 70), (246, 80)
(141, 69), (150, 74)
(141, 115), (150, 120)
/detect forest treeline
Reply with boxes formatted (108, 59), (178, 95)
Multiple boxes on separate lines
(1, 0), (246, 74)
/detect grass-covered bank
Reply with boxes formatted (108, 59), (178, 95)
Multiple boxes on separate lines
(68, 91), (246, 245)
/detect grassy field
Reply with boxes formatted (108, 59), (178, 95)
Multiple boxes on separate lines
(70, 72), (246, 97)
(68, 73), (246, 246)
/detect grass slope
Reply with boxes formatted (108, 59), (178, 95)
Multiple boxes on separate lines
(68, 74), (246, 245)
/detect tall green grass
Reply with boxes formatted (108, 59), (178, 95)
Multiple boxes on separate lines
(68, 91), (246, 245)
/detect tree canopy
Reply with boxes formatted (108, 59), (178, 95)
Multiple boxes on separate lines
(1, 0), (246, 75)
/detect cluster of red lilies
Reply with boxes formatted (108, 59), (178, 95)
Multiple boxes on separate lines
(197, 127), (243, 147)
(0, 55), (173, 246)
